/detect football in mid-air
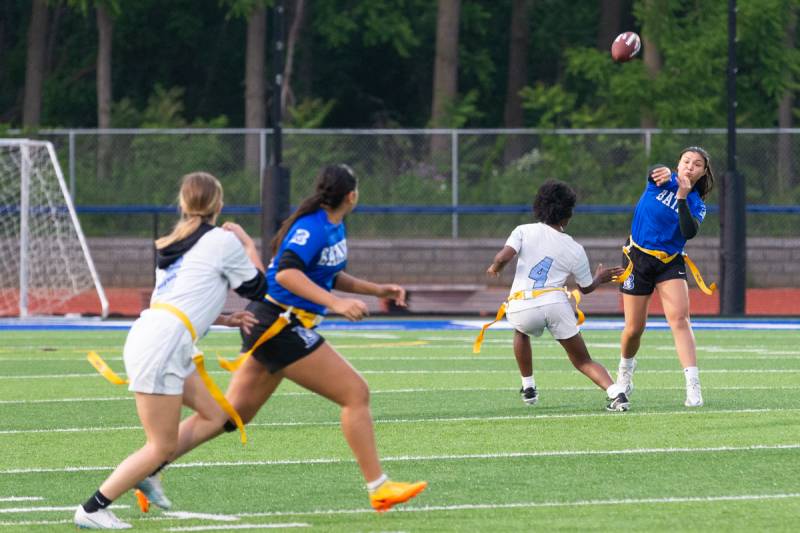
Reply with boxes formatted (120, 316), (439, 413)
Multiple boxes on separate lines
(611, 31), (641, 63)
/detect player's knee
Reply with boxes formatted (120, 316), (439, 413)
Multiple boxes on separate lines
(623, 323), (645, 339)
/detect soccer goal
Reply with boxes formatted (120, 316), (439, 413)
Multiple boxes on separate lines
(0, 139), (108, 318)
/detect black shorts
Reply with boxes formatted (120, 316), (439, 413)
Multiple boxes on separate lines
(241, 300), (326, 373)
(619, 245), (687, 296)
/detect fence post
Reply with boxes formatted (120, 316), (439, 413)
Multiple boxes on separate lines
(451, 129), (459, 239)
(644, 130), (652, 158)
(259, 130), (267, 179)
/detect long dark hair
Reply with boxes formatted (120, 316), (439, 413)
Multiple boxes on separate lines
(270, 164), (357, 254)
(679, 146), (715, 200)
(533, 179), (577, 225)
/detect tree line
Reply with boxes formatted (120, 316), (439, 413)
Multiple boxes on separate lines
(2, 0), (798, 178)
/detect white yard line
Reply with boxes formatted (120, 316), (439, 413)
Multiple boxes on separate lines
(3, 368), (800, 380)
(0, 497), (43, 502)
(0, 504), (127, 513)
(0, 493), (797, 527)
(166, 524), (310, 531)
(3, 384), (800, 406)
(1, 443), (797, 476)
(1, 407), (799, 437)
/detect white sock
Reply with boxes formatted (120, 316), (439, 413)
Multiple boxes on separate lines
(366, 473), (388, 493)
(606, 383), (625, 398)
(684, 366), (699, 383)
(521, 375), (535, 389)
(619, 357), (636, 371)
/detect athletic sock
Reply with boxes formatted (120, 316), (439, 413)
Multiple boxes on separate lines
(149, 461), (169, 478)
(619, 357), (636, 371)
(367, 473), (388, 493)
(606, 383), (625, 398)
(82, 490), (112, 513)
(521, 376), (535, 389)
(684, 366), (699, 383)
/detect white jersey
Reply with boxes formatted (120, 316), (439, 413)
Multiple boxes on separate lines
(148, 227), (257, 339)
(505, 223), (593, 312)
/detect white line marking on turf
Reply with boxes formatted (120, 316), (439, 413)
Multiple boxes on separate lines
(4, 384), (800, 406)
(0, 504), (128, 513)
(240, 493), (800, 518)
(0, 497), (43, 502)
(1, 493), (798, 527)
(1, 444), (797, 475)
(2, 407), (800, 437)
(166, 524), (310, 531)
(4, 368), (800, 379)
(163, 511), (240, 522)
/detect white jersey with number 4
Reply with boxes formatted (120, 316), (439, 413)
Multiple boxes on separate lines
(505, 222), (593, 312)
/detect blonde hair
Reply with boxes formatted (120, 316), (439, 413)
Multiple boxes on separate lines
(155, 172), (224, 250)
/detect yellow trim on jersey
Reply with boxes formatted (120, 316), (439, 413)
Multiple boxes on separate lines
(614, 235), (716, 295)
(217, 295), (323, 372)
(473, 287), (584, 354)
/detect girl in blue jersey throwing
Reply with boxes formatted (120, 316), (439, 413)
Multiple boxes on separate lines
(139, 165), (427, 514)
(614, 147), (715, 408)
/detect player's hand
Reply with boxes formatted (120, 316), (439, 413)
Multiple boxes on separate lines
(594, 263), (625, 284)
(222, 222), (254, 247)
(650, 166), (672, 186)
(377, 284), (407, 307)
(225, 310), (258, 335)
(486, 264), (501, 277)
(676, 173), (692, 199)
(331, 297), (369, 321)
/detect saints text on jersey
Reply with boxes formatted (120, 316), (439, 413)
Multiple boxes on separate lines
(318, 239), (347, 266)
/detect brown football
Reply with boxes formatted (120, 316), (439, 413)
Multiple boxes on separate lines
(611, 31), (641, 63)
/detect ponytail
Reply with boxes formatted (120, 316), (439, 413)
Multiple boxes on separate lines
(156, 172), (223, 250)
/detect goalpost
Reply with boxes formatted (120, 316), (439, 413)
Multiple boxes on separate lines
(0, 139), (109, 318)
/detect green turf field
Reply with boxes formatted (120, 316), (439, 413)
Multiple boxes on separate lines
(1, 327), (798, 531)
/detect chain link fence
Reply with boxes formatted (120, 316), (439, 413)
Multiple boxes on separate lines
(21, 128), (800, 240)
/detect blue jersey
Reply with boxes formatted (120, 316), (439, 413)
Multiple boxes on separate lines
(630, 172), (706, 255)
(266, 208), (347, 315)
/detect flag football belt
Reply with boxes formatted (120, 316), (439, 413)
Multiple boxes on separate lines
(473, 287), (584, 354)
(87, 301), (248, 445)
(614, 235), (716, 295)
(217, 295), (324, 373)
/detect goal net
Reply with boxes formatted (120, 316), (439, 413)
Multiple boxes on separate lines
(0, 139), (108, 318)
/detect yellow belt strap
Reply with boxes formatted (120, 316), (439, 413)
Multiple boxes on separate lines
(473, 287), (584, 354)
(151, 301), (197, 341)
(218, 295), (322, 372)
(192, 354), (247, 445)
(87, 350), (128, 385)
(615, 236), (716, 295)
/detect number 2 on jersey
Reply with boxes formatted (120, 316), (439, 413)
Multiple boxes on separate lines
(528, 257), (554, 288)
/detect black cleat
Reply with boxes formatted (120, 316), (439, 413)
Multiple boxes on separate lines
(606, 392), (630, 412)
(520, 386), (539, 405)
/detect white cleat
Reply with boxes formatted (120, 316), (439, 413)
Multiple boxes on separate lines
(135, 475), (172, 510)
(685, 379), (704, 407)
(616, 359), (637, 397)
(74, 505), (132, 529)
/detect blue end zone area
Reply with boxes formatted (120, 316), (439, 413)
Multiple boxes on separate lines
(1, 317), (799, 331)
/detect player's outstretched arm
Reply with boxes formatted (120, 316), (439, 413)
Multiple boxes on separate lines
(276, 268), (368, 321)
(334, 272), (407, 308)
(486, 246), (517, 277)
(578, 263), (626, 294)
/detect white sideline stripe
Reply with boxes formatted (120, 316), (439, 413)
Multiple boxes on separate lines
(2, 407), (800, 437)
(163, 511), (240, 522)
(167, 524), (310, 531)
(1, 443), (797, 475)
(0, 504), (128, 513)
(241, 493), (800, 518)
(4, 368), (800, 379)
(0, 497), (42, 502)
(4, 384), (800, 406)
(1, 493), (798, 527)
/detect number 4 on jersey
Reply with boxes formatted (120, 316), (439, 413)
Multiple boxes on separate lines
(528, 257), (554, 288)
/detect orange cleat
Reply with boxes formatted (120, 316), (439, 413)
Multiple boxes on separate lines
(369, 480), (428, 512)
(135, 489), (150, 513)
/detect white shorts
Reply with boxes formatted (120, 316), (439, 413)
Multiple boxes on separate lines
(506, 301), (579, 340)
(123, 309), (197, 395)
